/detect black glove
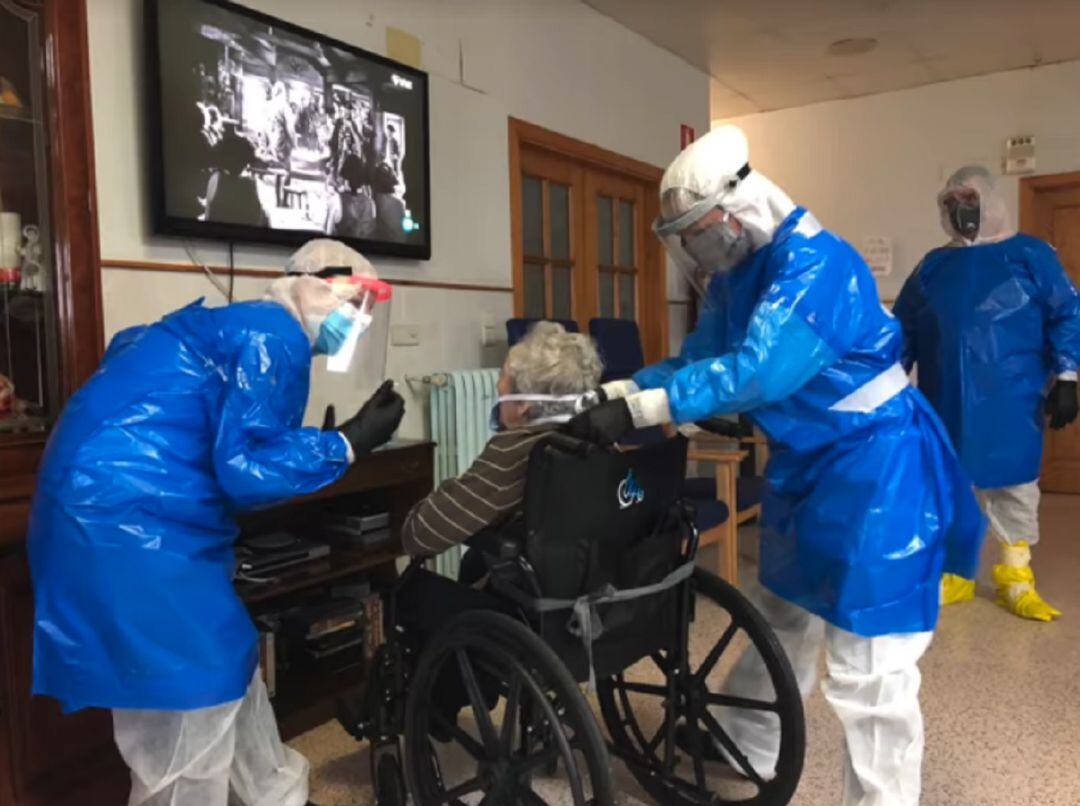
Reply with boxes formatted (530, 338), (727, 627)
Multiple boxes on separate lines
(339, 380), (406, 456)
(1046, 379), (1078, 430)
(695, 417), (747, 438)
(561, 398), (635, 446)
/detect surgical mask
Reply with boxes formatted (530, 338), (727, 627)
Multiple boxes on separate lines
(946, 199), (980, 240)
(682, 218), (753, 274)
(488, 393), (586, 433)
(313, 303), (371, 364)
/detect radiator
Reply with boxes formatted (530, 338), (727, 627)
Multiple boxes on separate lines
(429, 369), (501, 578)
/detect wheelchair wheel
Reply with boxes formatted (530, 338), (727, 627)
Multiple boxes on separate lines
(598, 569), (805, 805)
(404, 610), (616, 805)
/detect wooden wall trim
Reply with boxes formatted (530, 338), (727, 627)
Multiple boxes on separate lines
(100, 259), (513, 294)
(509, 118), (665, 183)
(508, 121), (526, 316)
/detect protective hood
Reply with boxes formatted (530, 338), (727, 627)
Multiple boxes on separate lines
(658, 124), (796, 252)
(938, 165), (1014, 246)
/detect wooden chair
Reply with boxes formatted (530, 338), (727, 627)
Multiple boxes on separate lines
(686, 441), (747, 584)
(685, 429), (769, 584)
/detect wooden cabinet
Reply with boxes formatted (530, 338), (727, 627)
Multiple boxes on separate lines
(0, 0), (107, 803)
(236, 441), (435, 741)
(0, 554), (127, 806)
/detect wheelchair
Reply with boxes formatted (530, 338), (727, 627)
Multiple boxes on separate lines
(339, 433), (806, 805)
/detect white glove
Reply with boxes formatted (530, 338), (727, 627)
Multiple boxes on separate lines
(625, 388), (672, 429)
(601, 379), (640, 400)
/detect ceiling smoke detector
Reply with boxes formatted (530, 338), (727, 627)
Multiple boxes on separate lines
(827, 37), (879, 57)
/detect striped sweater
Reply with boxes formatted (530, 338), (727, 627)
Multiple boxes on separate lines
(401, 426), (552, 557)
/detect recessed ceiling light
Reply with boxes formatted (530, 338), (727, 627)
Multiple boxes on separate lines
(827, 37), (878, 57)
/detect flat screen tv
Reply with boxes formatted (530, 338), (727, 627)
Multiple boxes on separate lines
(145, 0), (431, 259)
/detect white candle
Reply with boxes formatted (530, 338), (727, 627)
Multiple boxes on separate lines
(0, 212), (21, 270)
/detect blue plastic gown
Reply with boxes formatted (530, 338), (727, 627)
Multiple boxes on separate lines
(893, 235), (1080, 489)
(636, 209), (984, 637)
(29, 300), (351, 712)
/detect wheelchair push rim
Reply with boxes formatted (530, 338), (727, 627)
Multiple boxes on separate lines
(403, 610), (617, 805)
(597, 569), (806, 805)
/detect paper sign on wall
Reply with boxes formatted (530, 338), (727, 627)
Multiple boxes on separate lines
(862, 236), (893, 278)
(386, 27), (422, 69)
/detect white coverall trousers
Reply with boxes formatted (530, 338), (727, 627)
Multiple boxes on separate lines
(112, 670), (308, 806)
(717, 581), (934, 806)
(976, 480), (1040, 545)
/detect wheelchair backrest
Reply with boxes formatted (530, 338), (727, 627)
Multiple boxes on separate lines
(522, 435), (689, 599)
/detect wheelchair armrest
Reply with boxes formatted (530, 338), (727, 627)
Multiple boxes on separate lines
(391, 556), (427, 590)
(488, 547), (544, 602)
(545, 430), (599, 457)
(496, 535), (524, 561)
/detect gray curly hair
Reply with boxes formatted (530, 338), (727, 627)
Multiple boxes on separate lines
(504, 322), (603, 419)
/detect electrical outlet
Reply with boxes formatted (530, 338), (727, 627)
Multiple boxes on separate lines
(480, 324), (501, 346)
(391, 324), (421, 346)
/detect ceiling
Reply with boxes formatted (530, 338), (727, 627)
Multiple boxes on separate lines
(583, 0), (1080, 118)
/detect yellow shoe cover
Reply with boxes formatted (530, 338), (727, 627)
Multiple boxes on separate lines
(992, 541), (1062, 622)
(940, 573), (976, 605)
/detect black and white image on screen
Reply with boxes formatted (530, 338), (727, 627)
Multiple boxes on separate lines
(157, 0), (425, 245)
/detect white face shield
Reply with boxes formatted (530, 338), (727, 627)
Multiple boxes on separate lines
(305, 273), (394, 428)
(315, 274), (392, 375)
(270, 239), (396, 427)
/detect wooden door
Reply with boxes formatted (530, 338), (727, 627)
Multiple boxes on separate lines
(1021, 174), (1080, 493)
(516, 148), (586, 323)
(584, 170), (644, 322)
(509, 120), (667, 363)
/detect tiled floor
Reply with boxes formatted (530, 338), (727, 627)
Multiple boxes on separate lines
(295, 494), (1080, 805)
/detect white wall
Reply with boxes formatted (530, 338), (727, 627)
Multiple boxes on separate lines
(723, 59), (1080, 300)
(88, 0), (709, 435)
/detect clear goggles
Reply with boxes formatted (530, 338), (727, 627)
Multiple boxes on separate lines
(488, 392), (591, 433)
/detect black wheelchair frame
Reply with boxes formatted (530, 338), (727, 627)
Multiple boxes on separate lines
(339, 433), (806, 806)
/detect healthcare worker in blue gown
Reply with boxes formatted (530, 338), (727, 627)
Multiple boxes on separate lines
(571, 126), (984, 806)
(894, 165), (1080, 621)
(28, 240), (404, 806)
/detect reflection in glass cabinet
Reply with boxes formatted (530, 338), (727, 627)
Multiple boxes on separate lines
(0, 0), (58, 434)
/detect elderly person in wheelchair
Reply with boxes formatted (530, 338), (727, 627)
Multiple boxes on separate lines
(399, 321), (605, 585)
(339, 322), (806, 806)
